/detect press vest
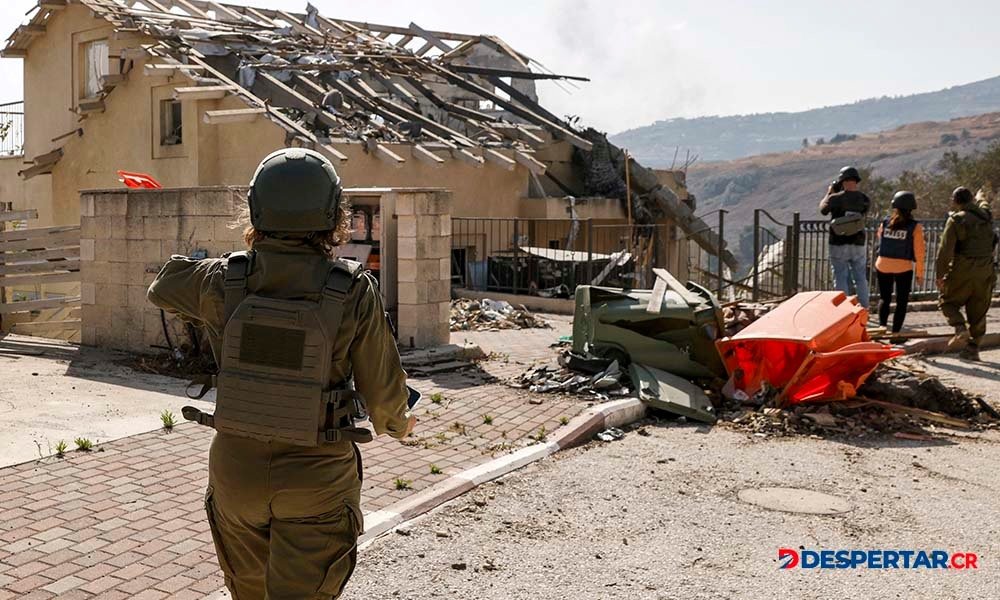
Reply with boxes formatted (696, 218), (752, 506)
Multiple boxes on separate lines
(878, 217), (917, 261)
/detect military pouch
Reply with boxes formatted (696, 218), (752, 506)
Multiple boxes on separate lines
(831, 211), (865, 236)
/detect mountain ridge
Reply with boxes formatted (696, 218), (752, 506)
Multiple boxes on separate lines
(611, 75), (1000, 164)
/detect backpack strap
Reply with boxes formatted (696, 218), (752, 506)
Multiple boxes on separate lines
(319, 258), (363, 337)
(223, 251), (252, 324)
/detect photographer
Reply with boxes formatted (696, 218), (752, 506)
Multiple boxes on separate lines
(819, 166), (872, 307)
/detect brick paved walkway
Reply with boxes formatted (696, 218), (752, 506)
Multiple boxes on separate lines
(0, 317), (578, 599)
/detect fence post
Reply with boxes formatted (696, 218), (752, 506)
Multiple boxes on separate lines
(512, 219), (520, 295)
(791, 212), (800, 293)
(752, 209), (760, 301)
(717, 210), (725, 298)
(783, 224), (794, 297)
(585, 219), (593, 285)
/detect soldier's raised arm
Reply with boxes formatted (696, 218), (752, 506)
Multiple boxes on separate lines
(350, 272), (412, 439)
(147, 256), (227, 338)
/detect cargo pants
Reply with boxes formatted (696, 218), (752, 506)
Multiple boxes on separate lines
(205, 433), (364, 600)
(939, 256), (998, 345)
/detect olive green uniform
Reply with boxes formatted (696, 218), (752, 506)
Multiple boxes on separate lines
(935, 202), (999, 346)
(148, 238), (410, 599)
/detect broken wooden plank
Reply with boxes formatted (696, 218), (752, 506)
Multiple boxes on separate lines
(452, 147), (484, 167)
(855, 396), (971, 429)
(412, 144), (445, 167)
(513, 150), (546, 175)
(18, 163), (56, 181)
(173, 85), (233, 101)
(100, 73), (125, 88)
(372, 143), (406, 167)
(11, 319), (81, 332)
(203, 108), (266, 125)
(483, 149), (516, 171)
(0, 247), (80, 263)
(0, 296), (81, 314)
(408, 22), (453, 54)
(31, 149), (63, 167)
(143, 63), (206, 77)
(78, 99), (106, 115)
(0, 225), (79, 243)
(0, 210), (38, 223)
(0, 260), (80, 277)
(0, 272), (80, 287)
(448, 64), (590, 82)
(1, 49), (28, 59)
(0, 232), (80, 253)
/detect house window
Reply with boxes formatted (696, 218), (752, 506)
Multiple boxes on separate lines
(160, 99), (183, 146)
(82, 39), (109, 98)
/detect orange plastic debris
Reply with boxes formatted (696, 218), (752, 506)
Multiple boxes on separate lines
(716, 291), (903, 404)
(117, 170), (162, 189)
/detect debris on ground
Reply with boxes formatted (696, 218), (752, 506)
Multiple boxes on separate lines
(630, 363), (716, 423)
(596, 427), (626, 442)
(450, 298), (550, 332)
(572, 272), (727, 380)
(512, 351), (631, 401)
(721, 301), (776, 337)
(716, 363), (997, 438)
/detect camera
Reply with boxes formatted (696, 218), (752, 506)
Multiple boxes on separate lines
(830, 180), (844, 194)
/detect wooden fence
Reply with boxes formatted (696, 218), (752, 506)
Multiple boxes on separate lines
(0, 208), (81, 341)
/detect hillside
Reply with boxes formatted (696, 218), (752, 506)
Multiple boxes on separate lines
(611, 76), (1000, 164)
(686, 112), (1000, 266)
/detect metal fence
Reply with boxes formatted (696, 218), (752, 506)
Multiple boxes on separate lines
(0, 101), (24, 157)
(451, 217), (669, 295)
(749, 209), (1000, 302)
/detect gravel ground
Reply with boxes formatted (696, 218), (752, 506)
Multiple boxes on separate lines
(345, 418), (1000, 600)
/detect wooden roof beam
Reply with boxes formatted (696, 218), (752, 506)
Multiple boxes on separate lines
(514, 150), (547, 175)
(203, 107), (265, 124)
(483, 148), (515, 171)
(366, 140), (406, 167)
(172, 85), (234, 100)
(412, 144), (445, 167)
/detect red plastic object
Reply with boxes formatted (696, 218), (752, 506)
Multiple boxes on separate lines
(117, 170), (162, 189)
(716, 291), (902, 403)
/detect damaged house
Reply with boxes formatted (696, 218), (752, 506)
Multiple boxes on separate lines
(0, 0), (735, 344)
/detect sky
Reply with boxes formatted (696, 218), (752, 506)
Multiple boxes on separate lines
(0, 0), (998, 134)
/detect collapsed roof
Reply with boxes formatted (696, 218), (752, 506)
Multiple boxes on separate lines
(3, 0), (735, 268)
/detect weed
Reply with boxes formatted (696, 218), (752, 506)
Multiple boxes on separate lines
(430, 392), (444, 405)
(482, 414), (494, 425)
(430, 464), (443, 475)
(450, 422), (468, 436)
(435, 432), (448, 443)
(160, 410), (176, 431)
(74, 437), (93, 452)
(531, 426), (548, 442)
(55, 440), (68, 458)
(559, 416), (570, 426)
(394, 478), (413, 491)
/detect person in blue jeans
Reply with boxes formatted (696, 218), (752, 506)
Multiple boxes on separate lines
(819, 166), (872, 306)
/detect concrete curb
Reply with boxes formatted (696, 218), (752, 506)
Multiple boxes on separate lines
(904, 332), (1000, 355)
(357, 397), (646, 547)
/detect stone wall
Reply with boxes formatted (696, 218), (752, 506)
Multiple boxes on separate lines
(79, 186), (452, 353)
(79, 187), (246, 352)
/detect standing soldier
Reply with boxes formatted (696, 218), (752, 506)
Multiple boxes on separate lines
(148, 148), (415, 599)
(935, 186), (999, 361)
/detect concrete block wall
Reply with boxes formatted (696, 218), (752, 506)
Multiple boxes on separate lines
(395, 190), (452, 348)
(79, 187), (246, 353)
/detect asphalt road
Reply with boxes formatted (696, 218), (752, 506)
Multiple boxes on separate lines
(345, 411), (1000, 599)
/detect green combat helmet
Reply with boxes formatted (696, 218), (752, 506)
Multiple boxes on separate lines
(248, 147), (342, 232)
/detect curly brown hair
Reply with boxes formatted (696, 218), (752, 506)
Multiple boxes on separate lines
(231, 191), (353, 258)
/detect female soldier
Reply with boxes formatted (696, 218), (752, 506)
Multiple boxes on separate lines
(874, 191), (925, 335)
(148, 148), (415, 599)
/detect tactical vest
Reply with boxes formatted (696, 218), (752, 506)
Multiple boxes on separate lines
(878, 217), (917, 261)
(182, 251), (373, 446)
(954, 209), (997, 258)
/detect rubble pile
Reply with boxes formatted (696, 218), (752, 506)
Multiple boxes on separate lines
(722, 302), (775, 337)
(717, 365), (997, 439)
(450, 299), (550, 332)
(511, 351), (631, 401)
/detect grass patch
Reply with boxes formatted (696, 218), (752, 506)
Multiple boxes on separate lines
(55, 440), (68, 458)
(430, 464), (443, 475)
(74, 437), (93, 452)
(394, 478), (413, 491)
(160, 410), (176, 431)
(559, 416), (570, 426)
(482, 414), (494, 425)
(430, 392), (444, 405)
